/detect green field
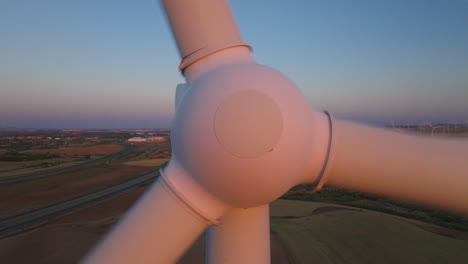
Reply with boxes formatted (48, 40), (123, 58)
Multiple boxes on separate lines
(124, 158), (169, 167)
(270, 200), (468, 264)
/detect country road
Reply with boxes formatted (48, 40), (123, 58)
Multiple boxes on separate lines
(0, 166), (161, 238)
(0, 144), (136, 185)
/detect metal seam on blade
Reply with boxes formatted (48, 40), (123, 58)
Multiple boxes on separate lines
(179, 42), (252, 72)
(159, 172), (214, 225)
(310, 110), (334, 190)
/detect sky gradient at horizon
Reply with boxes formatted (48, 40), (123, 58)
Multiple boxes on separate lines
(1, 0), (467, 129)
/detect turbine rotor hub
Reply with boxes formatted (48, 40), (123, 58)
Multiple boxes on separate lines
(170, 63), (327, 208)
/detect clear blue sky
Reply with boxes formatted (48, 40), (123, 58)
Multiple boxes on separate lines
(1, 0), (467, 129)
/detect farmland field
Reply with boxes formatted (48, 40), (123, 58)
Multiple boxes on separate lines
(0, 158), (100, 179)
(270, 199), (468, 263)
(29, 144), (122, 156)
(0, 144), (124, 179)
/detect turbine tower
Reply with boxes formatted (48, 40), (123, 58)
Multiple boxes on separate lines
(82, 0), (468, 263)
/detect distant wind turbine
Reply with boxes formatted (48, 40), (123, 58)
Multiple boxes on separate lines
(425, 121), (442, 136)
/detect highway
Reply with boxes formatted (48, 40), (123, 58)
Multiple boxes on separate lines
(0, 166), (161, 238)
(0, 144), (136, 185)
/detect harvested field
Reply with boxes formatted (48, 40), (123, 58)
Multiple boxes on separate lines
(0, 186), (149, 264)
(30, 144), (122, 156)
(0, 184), (289, 264)
(0, 165), (151, 217)
(2, 194), (466, 263)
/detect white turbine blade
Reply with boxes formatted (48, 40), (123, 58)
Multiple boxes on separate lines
(322, 119), (468, 214)
(206, 205), (270, 264)
(81, 178), (208, 264)
(161, 0), (250, 71)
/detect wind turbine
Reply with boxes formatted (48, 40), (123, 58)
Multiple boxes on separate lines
(82, 0), (468, 263)
(425, 121), (442, 136)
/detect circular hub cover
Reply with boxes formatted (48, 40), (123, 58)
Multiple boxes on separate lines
(214, 90), (283, 158)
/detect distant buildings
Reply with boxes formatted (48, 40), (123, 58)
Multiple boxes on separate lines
(127, 136), (167, 142)
(127, 137), (146, 142)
